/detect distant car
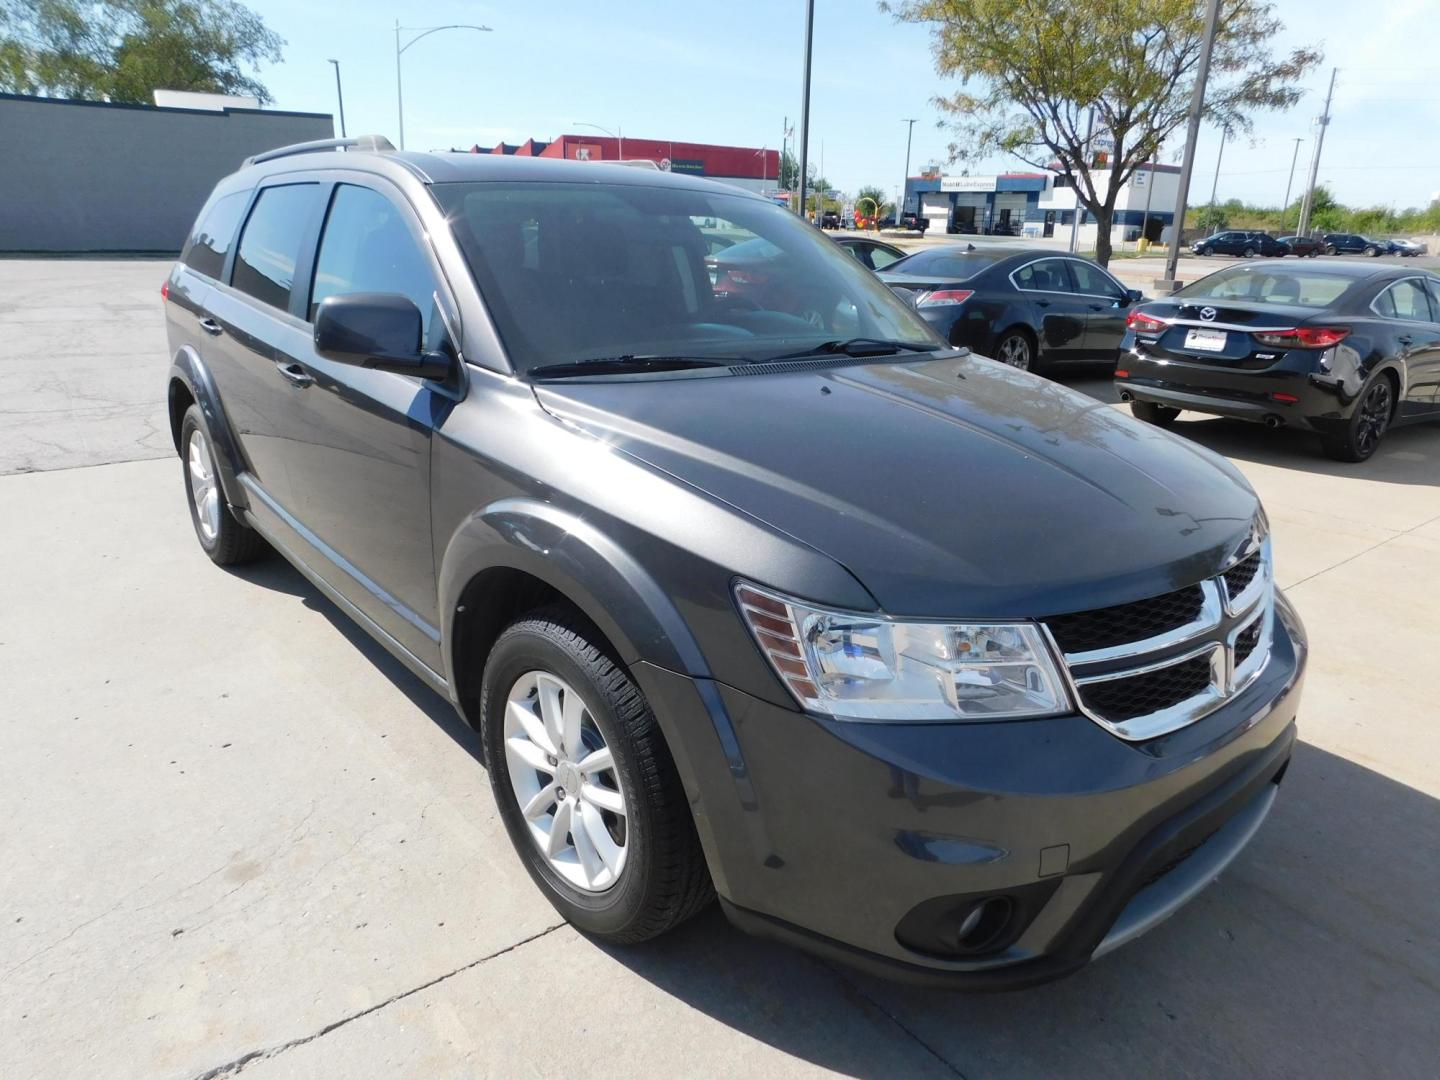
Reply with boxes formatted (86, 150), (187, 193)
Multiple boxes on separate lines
(1192, 231), (1288, 258)
(879, 248), (1143, 372)
(1118, 261), (1440, 461)
(832, 235), (908, 272)
(898, 211), (929, 232)
(1322, 233), (1385, 257)
(820, 209), (841, 229)
(1388, 238), (1427, 257)
(1277, 235), (1323, 257)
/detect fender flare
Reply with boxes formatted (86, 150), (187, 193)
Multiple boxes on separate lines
(167, 346), (249, 510)
(437, 496), (713, 690)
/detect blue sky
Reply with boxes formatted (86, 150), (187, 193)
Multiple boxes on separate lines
(243, 0), (1438, 211)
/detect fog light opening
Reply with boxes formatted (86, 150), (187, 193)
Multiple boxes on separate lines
(953, 896), (1015, 952)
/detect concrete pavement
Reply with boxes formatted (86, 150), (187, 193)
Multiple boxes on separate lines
(2, 261), (1438, 1079)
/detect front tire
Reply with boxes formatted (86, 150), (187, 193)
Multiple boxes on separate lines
(481, 608), (713, 943)
(1242, 246), (1256, 258)
(179, 405), (266, 566)
(1364, 245), (1380, 258)
(1322, 376), (1394, 462)
(1130, 400), (1181, 427)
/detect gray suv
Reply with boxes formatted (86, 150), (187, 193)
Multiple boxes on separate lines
(164, 137), (1306, 987)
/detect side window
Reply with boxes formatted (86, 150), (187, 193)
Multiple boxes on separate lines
(1068, 260), (1123, 299)
(1378, 280), (1434, 322)
(182, 191), (248, 280)
(310, 184), (442, 344)
(868, 245), (904, 271)
(1013, 259), (1073, 293)
(1425, 281), (1440, 321)
(232, 184), (323, 312)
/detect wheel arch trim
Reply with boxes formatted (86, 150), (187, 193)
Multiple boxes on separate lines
(168, 346), (249, 510)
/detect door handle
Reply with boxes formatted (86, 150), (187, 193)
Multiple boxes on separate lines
(199, 318), (223, 336)
(274, 360), (314, 388)
(1397, 335), (1413, 346)
(1088, 303), (1105, 311)
(1036, 299), (1051, 307)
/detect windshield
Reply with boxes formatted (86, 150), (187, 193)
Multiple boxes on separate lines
(1175, 265), (1358, 308)
(433, 181), (942, 374)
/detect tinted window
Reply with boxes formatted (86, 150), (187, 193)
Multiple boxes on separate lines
(1012, 258), (1073, 292)
(1375, 280), (1434, 321)
(311, 185), (442, 343)
(232, 184), (323, 312)
(1067, 260), (1122, 298)
(435, 181), (938, 373)
(182, 191), (248, 280)
(1177, 265), (1356, 308)
(868, 244), (904, 271)
(886, 248), (999, 278)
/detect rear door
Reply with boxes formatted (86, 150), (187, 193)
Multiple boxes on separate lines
(278, 178), (463, 668)
(203, 181), (328, 514)
(1064, 258), (1135, 356)
(1010, 257), (1089, 361)
(1373, 278), (1440, 414)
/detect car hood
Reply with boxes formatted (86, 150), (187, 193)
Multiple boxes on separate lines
(533, 355), (1259, 618)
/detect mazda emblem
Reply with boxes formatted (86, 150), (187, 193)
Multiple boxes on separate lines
(1199, 306), (1218, 321)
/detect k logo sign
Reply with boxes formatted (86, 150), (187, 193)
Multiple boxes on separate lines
(1200, 306), (1218, 321)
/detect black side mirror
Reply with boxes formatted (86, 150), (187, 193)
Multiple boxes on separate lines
(313, 293), (451, 381)
(1123, 289), (1144, 306)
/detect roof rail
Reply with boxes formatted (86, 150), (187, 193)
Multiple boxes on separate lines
(243, 134), (396, 167)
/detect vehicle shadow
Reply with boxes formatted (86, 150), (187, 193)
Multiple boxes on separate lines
(1055, 372), (1440, 485)
(222, 555), (486, 768)
(595, 742), (1440, 1078)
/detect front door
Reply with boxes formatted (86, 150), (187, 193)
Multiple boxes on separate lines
(278, 179), (461, 669)
(1065, 258), (1135, 357)
(1377, 278), (1440, 414)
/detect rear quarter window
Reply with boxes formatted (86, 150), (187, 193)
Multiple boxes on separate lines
(231, 184), (324, 312)
(181, 191), (249, 280)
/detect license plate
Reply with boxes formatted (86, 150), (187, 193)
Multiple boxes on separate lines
(1184, 328), (1227, 352)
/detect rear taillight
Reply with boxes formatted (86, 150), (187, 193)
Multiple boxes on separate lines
(1126, 310), (1168, 334)
(160, 279), (170, 301)
(917, 289), (974, 307)
(1252, 326), (1350, 349)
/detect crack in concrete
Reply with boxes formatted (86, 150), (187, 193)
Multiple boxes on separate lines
(820, 962), (970, 1079)
(1285, 507), (1440, 592)
(188, 923), (566, 1079)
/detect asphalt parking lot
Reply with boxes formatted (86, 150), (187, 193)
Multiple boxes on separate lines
(3, 259), (1438, 1080)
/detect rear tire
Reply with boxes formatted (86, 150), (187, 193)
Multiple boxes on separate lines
(1321, 376), (1394, 462)
(481, 607), (713, 943)
(1130, 400), (1181, 427)
(1242, 246), (1256, 258)
(180, 405), (266, 566)
(992, 329), (1036, 372)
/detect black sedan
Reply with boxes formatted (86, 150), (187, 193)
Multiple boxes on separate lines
(878, 247), (1143, 372)
(831, 235), (908, 272)
(1322, 233), (1385, 257)
(1192, 231), (1289, 258)
(1117, 262), (1440, 461)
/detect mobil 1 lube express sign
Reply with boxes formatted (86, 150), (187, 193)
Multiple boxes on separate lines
(940, 175), (998, 193)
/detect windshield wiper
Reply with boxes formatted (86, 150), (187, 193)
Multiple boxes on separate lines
(528, 355), (739, 379)
(758, 337), (940, 362)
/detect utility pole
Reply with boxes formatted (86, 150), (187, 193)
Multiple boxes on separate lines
(1140, 163), (1156, 249)
(901, 118), (918, 223)
(327, 59), (347, 138)
(1282, 138), (1303, 229)
(797, 0), (814, 218)
(1209, 124), (1229, 205)
(1297, 68), (1337, 238)
(1161, 0), (1221, 290)
(1069, 106), (1095, 254)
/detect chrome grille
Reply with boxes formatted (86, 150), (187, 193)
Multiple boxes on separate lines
(1044, 529), (1274, 741)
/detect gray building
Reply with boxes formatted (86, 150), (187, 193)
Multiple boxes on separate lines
(0, 93), (333, 253)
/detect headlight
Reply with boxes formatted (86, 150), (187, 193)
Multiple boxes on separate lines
(735, 583), (1072, 722)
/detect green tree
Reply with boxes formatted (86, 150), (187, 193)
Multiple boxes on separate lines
(1194, 204), (1228, 232)
(1, 0), (283, 103)
(855, 185), (894, 223)
(884, 0), (1320, 266)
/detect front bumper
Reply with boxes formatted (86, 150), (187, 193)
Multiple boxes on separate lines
(634, 593), (1306, 989)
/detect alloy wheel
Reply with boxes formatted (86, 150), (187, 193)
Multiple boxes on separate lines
(186, 428), (221, 542)
(997, 334), (1031, 370)
(1355, 380), (1393, 457)
(503, 670), (628, 893)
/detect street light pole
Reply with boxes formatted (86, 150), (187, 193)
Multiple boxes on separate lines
(395, 22), (494, 150)
(1297, 67), (1337, 238)
(797, 0), (814, 218)
(1208, 124), (1229, 205)
(326, 59), (346, 138)
(1161, 0), (1221, 290)
(901, 118), (917, 223)
(574, 122), (623, 160)
(1069, 106), (1095, 254)
(1281, 137), (1303, 229)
